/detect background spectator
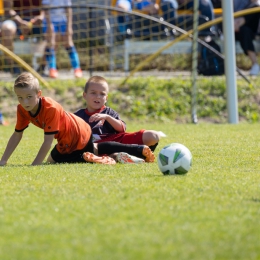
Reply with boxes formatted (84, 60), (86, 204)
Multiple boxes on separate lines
(42, 0), (82, 79)
(211, 0), (221, 9)
(1, 0), (44, 75)
(116, 0), (178, 16)
(177, 0), (216, 35)
(178, 0), (214, 20)
(233, 0), (260, 75)
(116, 0), (178, 37)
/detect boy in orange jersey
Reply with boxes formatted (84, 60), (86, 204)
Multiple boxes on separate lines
(0, 72), (155, 166)
(74, 76), (161, 155)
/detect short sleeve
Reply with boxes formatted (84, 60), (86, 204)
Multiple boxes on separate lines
(15, 105), (30, 132)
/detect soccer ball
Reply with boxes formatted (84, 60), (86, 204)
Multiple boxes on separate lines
(157, 143), (192, 175)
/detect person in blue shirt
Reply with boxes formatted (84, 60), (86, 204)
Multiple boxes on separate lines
(179, 0), (214, 21)
(117, 0), (178, 15)
(177, 0), (216, 35)
(116, 0), (178, 36)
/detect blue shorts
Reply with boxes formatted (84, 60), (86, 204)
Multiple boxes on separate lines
(43, 20), (67, 35)
(134, 0), (151, 10)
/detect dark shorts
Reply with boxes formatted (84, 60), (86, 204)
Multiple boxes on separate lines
(51, 137), (94, 163)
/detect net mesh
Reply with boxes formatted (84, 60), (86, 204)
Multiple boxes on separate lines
(0, 0), (217, 76)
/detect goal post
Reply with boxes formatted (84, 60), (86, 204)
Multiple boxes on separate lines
(221, 0), (238, 124)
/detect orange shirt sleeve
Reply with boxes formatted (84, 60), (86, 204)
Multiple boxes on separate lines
(15, 105), (30, 132)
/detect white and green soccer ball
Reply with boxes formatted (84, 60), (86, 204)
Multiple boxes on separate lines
(157, 143), (192, 175)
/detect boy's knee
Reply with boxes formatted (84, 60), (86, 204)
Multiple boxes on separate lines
(143, 130), (160, 146)
(153, 131), (161, 143)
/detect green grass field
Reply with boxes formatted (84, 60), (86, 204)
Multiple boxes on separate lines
(0, 122), (259, 260)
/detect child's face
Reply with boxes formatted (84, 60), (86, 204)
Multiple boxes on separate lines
(83, 82), (108, 112)
(14, 87), (41, 115)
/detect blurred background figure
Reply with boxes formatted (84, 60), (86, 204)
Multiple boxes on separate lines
(177, 0), (216, 36)
(116, 0), (178, 37)
(211, 0), (221, 8)
(116, 0), (178, 18)
(178, 0), (214, 21)
(1, 0), (44, 75)
(233, 0), (260, 75)
(42, 0), (82, 78)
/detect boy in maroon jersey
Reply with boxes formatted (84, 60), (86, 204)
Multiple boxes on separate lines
(74, 75), (161, 163)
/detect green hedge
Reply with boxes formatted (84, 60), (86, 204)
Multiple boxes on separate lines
(1, 76), (260, 123)
(108, 77), (260, 123)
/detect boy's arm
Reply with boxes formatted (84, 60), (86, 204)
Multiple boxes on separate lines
(42, 7), (55, 46)
(65, 7), (73, 36)
(4, 0), (22, 23)
(31, 10), (45, 25)
(41, 2), (52, 28)
(0, 131), (23, 166)
(31, 134), (54, 166)
(43, 7), (51, 28)
(4, 0), (33, 34)
(234, 17), (245, 32)
(89, 114), (126, 132)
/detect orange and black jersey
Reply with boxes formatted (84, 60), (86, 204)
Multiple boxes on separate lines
(15, 97), (92, 154)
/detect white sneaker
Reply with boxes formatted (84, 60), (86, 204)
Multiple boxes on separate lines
(249, 63), (260, 76)
(116, 152), (145, 164)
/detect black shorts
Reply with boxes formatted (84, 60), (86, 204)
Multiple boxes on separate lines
(50, 137), (94, 163)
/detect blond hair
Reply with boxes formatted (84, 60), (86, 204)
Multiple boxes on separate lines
(14, 72), (40, 92)
(84, 75), (108, 92)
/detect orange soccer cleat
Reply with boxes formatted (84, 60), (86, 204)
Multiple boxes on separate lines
(83, 152), (116, 165)
(142, 146), (155, 163)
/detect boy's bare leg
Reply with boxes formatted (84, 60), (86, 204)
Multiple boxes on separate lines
(142, 130), (160, 146)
